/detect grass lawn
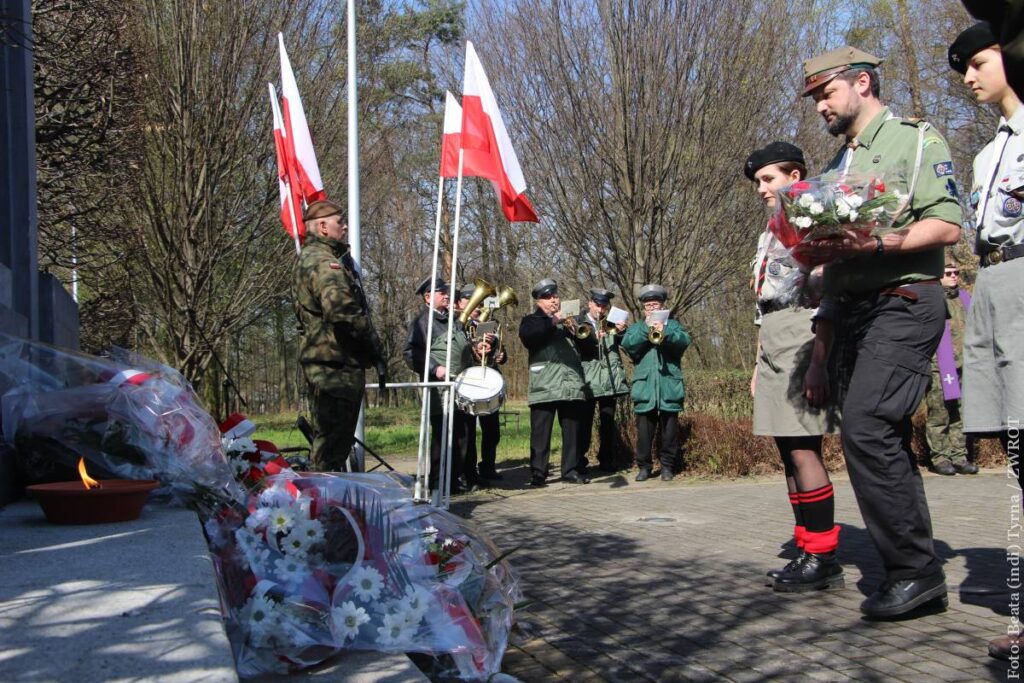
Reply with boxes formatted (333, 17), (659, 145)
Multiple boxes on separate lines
(251, 400), (555, 467)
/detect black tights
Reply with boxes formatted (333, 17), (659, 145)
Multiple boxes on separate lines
(776, 435), (829, 494)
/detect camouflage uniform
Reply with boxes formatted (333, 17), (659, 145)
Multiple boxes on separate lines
(293, 234), (383, 471)
(923, 289), (968, 468)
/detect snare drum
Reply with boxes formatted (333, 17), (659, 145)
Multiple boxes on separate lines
(453, 366), (505, 416)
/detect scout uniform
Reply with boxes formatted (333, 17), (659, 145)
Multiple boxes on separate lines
(620, 285), (691, 481)
(518, 278), (590, 486)
(293, 200), (384, 471)
(574, 288), (629, 472)
(805, 47), (963, 617)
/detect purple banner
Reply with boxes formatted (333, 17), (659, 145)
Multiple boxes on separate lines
(935, 290), (972, 401)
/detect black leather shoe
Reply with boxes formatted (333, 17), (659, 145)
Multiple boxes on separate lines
(528, 476), (547, 488)
(955, 461), (979, 475)
(773, 552), (845, 592)
(765, 552), (807, 583)
(561, 471), (591, 484)
(660, 468), (673, 481)
(478, 468), (503, 481)
(635, 468), (651, 482)
(931, 460), (957, 475)
(860, 573), (948, 619)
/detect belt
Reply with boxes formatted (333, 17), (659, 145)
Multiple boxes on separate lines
(878, 279), (939, 302)
(980, 242), (1024, 267)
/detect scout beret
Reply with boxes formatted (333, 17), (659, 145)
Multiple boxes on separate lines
(802, 46), (883, 96)
(303, 199), (344, 222)
(531, 278), (558, 299)
(458, 283), (476, 299)
(638, 284), (668, 302)
(948, 22), (998, 74)
(589, 288), (615, 305)
(744, 141), (806, 181)
(415, 276), (449, 296)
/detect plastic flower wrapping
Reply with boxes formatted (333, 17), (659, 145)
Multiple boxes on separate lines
(0, 334), (521, 679)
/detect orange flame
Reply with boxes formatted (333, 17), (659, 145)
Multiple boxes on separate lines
(77, 457), (100, 490)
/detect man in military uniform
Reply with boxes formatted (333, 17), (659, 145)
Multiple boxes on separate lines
(801, 47), (962, 619)
(293, 200), (385, 471)
(621, 285), (691, 482)
(949, 21), (1024, 660)
(574, 288), (629, 473)
(403, 275), (450, 489)
(518, 278), (591, 486)
(922, 256), (975, 476)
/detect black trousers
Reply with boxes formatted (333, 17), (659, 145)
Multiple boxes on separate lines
(530, 400), (586, 479)
(477, 412), (501, 474)
(835, 283), (945, 581)
(635, 409), (680, 472)
(581, 396), (618, 470)
(428, 409), (471, 489)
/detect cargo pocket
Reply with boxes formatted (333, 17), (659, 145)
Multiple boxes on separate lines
(868, 346), (932, 422)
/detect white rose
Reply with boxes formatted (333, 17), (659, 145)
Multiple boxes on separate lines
(835, 198), (851, 218)
(809, 202), (824, 215)
(793, 216), (813, 229)
(849, 209), (858, 222)
(798, 193), (815, 208)
(847, 194), (864, 208)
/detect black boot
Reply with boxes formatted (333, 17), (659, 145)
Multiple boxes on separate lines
(772, 552), (844, 592)
(765, 551), (807, 584)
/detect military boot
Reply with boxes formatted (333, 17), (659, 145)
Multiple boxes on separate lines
(772, 552), (844, 592)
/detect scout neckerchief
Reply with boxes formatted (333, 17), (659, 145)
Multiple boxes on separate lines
(935, 289), (972, 401)
(974, 124), (1013, 253)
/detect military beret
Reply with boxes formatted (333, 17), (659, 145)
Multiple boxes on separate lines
(458, 283), (476, 300)
(303, 199), (344, 222)
(589, 288), (614, 305)
(531, 278), (558, 299)
(802, 46), (883, 96)
(638, 284), (668, 302)
(744, 142), (806, 181)
(415, 276), (449, 296)
(948, 22), (998, 74)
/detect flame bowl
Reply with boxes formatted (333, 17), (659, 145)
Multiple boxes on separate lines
(25, 480), (160, 525)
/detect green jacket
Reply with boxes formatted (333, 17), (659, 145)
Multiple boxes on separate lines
(293, 235), (383, 395)
(821, 108), (963, 295)
(429, 327), (477, 377)
(518, 309), (589, 405)
(574, 313), (629, 398)
(621, 318), (691, 413)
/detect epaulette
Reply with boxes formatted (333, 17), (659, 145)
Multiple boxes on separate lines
(898, 116), (931, 130)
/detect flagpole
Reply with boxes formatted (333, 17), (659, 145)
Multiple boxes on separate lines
(346, 0), (366, 473)
(414, 173), (447, 503)
(285, 188), (301, 255)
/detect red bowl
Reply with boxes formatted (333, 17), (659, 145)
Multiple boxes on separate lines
(25, 480), (160, 524)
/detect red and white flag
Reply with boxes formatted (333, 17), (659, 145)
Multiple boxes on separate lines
(459, 42), (539, 223)
(439, 91), (462, 178)
(278, 34), (325, 206)
(269, 83), (304, 247)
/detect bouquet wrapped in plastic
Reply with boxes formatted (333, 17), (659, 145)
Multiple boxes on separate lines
(0, 334), (521, 679)
(769, 172), (908, 263)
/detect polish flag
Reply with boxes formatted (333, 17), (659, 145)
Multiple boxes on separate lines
(278, 34), (326, 206)
(269, 83), (304, 248)
(439, 91), (462, 178)
(459, 42), (539, 223)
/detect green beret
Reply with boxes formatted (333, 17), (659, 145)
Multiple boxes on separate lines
(303, 200), (344, 222)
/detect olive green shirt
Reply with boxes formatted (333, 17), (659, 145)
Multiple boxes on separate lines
(293, 235), (383, 394)
(822, 107), (964, 294)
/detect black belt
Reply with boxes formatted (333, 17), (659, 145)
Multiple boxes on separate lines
(981, 242), (1024, 267)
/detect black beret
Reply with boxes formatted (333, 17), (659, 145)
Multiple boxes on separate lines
(744, 142), (806, 181)
(949, 22), (998, 74)
(415, 276), (449, 296)
(531, 278), (558, 299)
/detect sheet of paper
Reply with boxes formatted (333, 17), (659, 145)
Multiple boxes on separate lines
(647, 310), (669, 325)
(559, 299), (580, 317)
(606, 306), (628, 324)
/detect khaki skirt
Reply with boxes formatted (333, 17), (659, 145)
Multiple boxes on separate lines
(753, 306), (839, 437)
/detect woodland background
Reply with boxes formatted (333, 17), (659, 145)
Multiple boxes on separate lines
(24, 0), (993, 443)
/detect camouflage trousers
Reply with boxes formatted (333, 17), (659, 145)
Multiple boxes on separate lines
(923, 369), (968, 466)
(308, 382), (364, 472)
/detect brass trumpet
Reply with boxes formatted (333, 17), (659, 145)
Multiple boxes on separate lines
(575, 320), (593, 340)
(458, 277), (496, 325)
(648, 326), (664, 345)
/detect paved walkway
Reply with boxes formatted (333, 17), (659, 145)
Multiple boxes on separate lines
(453, 468), (1018, 682)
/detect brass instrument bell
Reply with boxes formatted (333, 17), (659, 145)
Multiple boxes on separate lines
(458, 277), (496, 325)
(478, 284), (519, 323)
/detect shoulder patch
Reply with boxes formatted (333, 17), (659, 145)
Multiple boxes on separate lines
(933, 161), (954, 178)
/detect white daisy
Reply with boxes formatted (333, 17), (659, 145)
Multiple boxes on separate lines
(274, 556), (310, 588)
(331, 600), (370, 642)
(291, 518), (325, 546)
(245, 507), (271, 530)
(350, 566), (384, 602)
(243, 594), (280, 645)
(397, 586), (431, 625)
(376, 612), (415, 646)
(259, 481), (295, 508)
(280, 531), (312, 558)
(267, 506), (295, 534)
